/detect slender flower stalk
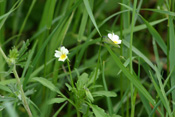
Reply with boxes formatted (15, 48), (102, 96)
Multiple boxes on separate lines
(67, 60), (75, 89)
(13, 66), (32, 117)
(0, 46), (32, 117)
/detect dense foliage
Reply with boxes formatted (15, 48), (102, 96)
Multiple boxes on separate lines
(0, 0), (175, 117)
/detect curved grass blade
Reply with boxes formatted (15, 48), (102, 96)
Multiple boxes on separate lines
(169, 16), (175, 110)
(150, 86), (175, 116)
(83, 0), (101, 37)
(142, 8), (175, 16)
(105, 44), (155, 105)
(139, 15), (167, 55)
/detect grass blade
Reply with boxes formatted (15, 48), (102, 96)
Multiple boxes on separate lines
(105, 44), (155, 105)
(83, 0), (101, 37)
(169, 15), (175, 109)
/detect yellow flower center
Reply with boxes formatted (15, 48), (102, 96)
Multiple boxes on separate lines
(60, 54), (66, 60)
(113, 41), (118, 44)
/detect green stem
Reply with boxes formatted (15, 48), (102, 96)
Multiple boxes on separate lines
(129, 1), (137, 117)
(67, 60), (75, 89)
(77, 110), (80, 117)
(0, 46), (32, 117)
(13, 66), (32, 117)
(102, 61), (113, 115)
(0, 46), (8, 63)
(67, 60), (81, 116)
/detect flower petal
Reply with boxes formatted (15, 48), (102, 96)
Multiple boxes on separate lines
(117, 39), (122, 44)
(54, 51), (62, 58)
(61, 46), (69, 54)
(108, 33), (113, 40)
(113, 34), (119, 40)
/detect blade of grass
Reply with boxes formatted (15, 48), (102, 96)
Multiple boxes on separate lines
(105, 44), (156, 105)
(129, 1), (137, 116)
(36, 0), (56, 54)
(78, 4), (88, 42)
(21, 41), (37, 78)
(168, 15), (175, 109)
(4, 102), (18, 117)
(150, 86), (175, 116)
(83, 0), (101, 37)
(16, 0), (36, 44)
(152, 39), (161, 71)
(0, 0), (23, 30)
(149, 71), (172, 116)
(141, 8), (175, 16)
(119, 3), (167, 55)
(117, 18), (167, 35)
(139, 15), (167, 55)
(53, 102), (67, 117)
(102, 61), (113, 115)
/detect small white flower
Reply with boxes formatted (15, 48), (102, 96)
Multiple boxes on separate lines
(55, 46), (69, 62)
(108, 33), (122, 44)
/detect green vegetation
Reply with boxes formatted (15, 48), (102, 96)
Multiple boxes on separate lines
(0, 0), (175, 116)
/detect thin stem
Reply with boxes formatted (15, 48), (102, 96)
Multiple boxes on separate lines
(67, 60), (81, 117)
(13, 66), (32, 117)
(0, 46), (32, 117)
(77, 110), (80, 117)
(102, 61), (113, 115)
(67, 60), (75, 89)
(0, 46), (8, 63)
(130, 1), (137, 117)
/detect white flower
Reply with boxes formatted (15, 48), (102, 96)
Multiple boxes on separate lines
(55, 46), (69, 62)
(108, 33), (122, 44)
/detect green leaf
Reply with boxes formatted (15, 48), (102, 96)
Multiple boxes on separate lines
(76, 73), (89, 89)
(89, 104), (108, 117)
(116, 18), (167, 36)
(21, 41), (37, 78)
(65, 83), (72, 91)
(83, 0), (101, 36)
(78, 4), (88, 41)
(47, 98), (66, 105)
(92, 91), (117, 97)
(139, 15), (167, 55)
(142, 8), (175, 16)
(105, 44), (155, 105)
(169, 16), (175, 109)
(149, 71), (171, 116)
(123, 40), (156, 71)
(53, 102), (67, 117)
(0, 84), (11, 93)
(3, 102), (18, 117)
(88, 68), (100, 86)
(85, 88), (94, 102)
(33, 77), (57, 92)
(18, 40), (30, 59)
(150, 86), (175, 116)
